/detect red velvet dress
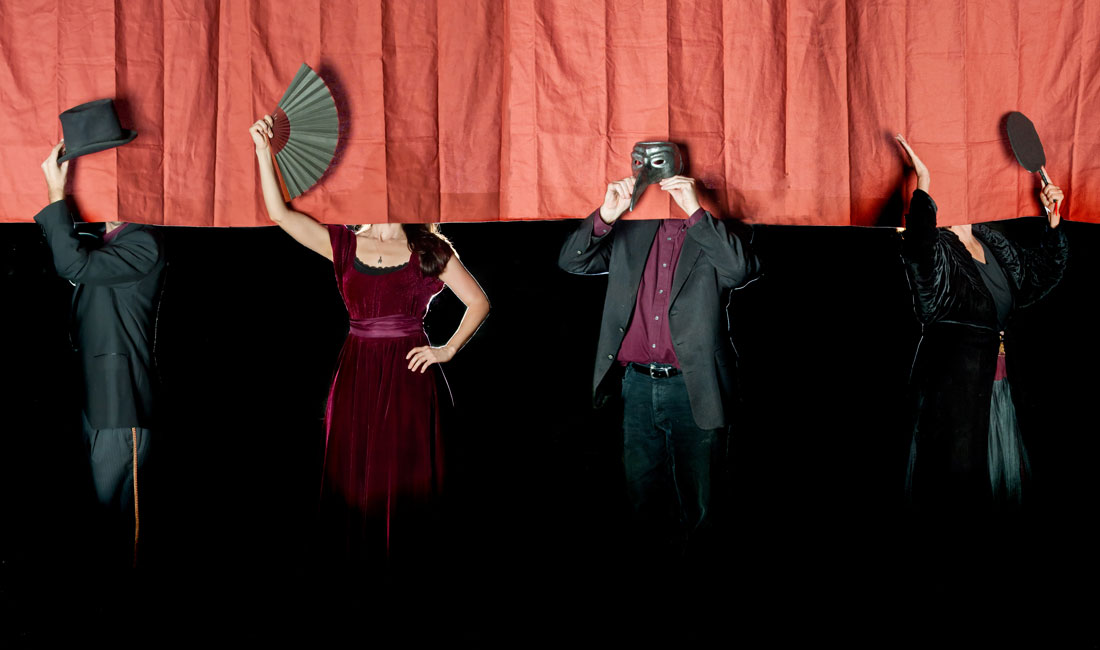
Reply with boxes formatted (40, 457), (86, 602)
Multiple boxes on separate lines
(319, 225), (445, 562)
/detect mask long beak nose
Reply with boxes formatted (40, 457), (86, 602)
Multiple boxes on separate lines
(629, 172), (652, 211)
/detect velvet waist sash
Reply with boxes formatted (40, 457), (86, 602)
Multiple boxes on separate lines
(348, 314), (423, 339)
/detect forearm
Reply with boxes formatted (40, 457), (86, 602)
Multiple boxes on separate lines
(558, 210), (611, 274)
(34, 201), (81, 275)
(255, 151), (290, 222)
(901, 190), (938, 262)
(442, 298), (490, 355)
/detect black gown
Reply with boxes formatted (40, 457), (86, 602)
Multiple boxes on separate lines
(900, 190), (1068, 512)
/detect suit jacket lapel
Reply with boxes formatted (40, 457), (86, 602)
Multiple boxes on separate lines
(619, 219), (660, 304)
(670, 235), (702, 305)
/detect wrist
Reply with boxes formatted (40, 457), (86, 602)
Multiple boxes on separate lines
(598, 208), (619, 225)
(47, 189), (65, 203)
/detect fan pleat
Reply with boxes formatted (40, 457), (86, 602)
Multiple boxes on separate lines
(273, 63), (339, 198)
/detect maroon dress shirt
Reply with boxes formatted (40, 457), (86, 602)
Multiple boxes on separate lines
(592, 208), (705, 368)
(102, 222), (129, 244)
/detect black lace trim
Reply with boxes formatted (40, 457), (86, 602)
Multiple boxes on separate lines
(353, 256), (409, 275)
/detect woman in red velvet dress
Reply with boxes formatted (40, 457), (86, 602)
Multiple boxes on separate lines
(249, 115), (490, 563)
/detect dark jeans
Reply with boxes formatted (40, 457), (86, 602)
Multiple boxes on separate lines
(621, 368), (722, 551)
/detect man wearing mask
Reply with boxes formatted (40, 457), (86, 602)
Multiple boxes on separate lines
(559, 142), (760, 560)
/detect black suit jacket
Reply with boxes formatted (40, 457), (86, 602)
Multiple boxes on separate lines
(558, 210), (761, 429)
(34, 201), (166, 429)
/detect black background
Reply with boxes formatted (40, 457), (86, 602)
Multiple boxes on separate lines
(1, 217), (1097, 643)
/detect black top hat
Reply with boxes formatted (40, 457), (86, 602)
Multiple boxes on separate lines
(57, 99), (138, 162)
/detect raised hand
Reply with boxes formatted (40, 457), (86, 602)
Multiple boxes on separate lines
(599, 177), (635, 224)
(406, 345), (455, 373)
(41, 140), (70, 203)
(658, 175), (701, 217)
(1039, 167), (1063, 227)
(249, 115), (275, 152)
(895, 133), (930, 193)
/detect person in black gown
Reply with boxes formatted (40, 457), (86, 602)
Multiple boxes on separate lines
(894, 133), (1067, 513)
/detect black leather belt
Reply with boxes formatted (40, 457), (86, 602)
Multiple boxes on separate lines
(629, 362), (681, 379)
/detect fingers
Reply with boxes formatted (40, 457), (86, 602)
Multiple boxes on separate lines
(59, 159), (69, 177)
(408, 353), (435, 373)
(250, 117), (274, 139)
(42, 140), (64, 167)
(894, 133), (915, 161)
(1040, 183), (1064, 207)
(406, 346), (435, 373)
(658, 176), (695, 189)
(608, 179), (631, 202)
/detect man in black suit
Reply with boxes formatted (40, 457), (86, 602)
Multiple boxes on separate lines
(558, 164), (760, 557)
(35, 138), (165, 567)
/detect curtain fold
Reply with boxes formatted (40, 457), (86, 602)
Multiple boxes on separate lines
(1, 0), (1096, 226)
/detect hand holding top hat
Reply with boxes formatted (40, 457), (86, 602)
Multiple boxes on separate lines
(41, 140), (69, 203)
(40, 98), (137, 203)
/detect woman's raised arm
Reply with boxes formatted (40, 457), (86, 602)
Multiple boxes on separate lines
(250, 114), (331, 260)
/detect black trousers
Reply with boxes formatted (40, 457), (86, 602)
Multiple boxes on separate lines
(81, 413), (150, 566)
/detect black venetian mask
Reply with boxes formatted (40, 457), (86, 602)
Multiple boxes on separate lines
(629, 141), (684, 211)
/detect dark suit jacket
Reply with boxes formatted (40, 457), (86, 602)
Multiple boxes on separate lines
(34, 201), (166, 430)
(558, 210), (761, 429)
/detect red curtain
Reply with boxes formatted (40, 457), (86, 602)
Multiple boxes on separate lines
(1, 0), (1097, 227)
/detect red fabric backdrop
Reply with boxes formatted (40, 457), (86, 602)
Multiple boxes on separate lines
(1, 0), (1097, 226)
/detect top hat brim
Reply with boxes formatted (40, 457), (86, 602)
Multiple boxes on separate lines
(57, 130), (138, 162)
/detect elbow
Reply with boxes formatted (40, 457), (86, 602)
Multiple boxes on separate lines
(55, 260), (86, 283)
(556, 252), (576, 273)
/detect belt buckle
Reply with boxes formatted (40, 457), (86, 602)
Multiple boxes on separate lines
(649, 363), (670, 379)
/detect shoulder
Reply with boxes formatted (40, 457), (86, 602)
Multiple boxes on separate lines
(112, 225), (163, 254)
(326, 224), (352, 240)
(325, 224), (355, 254)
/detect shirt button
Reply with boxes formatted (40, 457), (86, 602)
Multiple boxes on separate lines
(662, 263), (667, 268)
(651, 344), (656, 348)
(654, 316), (659, 321)
(658, 289), (664, 294)
(667, 237), (672, 241)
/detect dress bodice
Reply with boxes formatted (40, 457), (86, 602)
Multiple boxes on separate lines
(327, 225), (444, 322)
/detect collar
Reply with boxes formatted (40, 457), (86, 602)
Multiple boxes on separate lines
(102, 222), (130, 244)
